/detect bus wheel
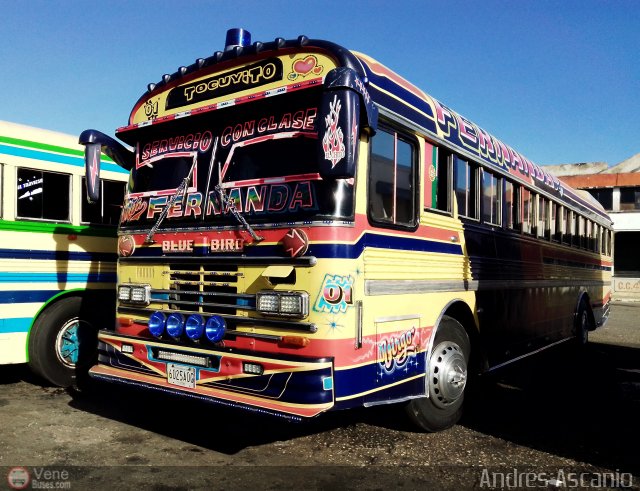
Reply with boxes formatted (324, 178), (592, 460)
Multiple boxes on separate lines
(405, 316), (470, 432)
(574, 301), (591, 347)
(28, 297), (96, 388)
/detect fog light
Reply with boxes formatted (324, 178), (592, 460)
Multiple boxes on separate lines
(148, 311), (166, 337)
(185, 314), (205, 340)
(243, 362), (264, 375)
(166, 313), (185, 338)
(205, 315), (226, 343)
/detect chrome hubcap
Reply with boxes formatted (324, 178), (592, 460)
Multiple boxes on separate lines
(429, 340), (468, 409)
(55, 318), (84, 368)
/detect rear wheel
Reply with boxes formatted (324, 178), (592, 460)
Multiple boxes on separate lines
(574, 300), (592, 347)
(28, 297), (97, 387)
(405, 316), (470, 432)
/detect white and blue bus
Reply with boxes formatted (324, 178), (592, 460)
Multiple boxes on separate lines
(0, 121), (128, 386)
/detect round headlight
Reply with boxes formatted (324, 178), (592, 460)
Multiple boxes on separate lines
(185, 314), (205, 340)
(148, 312), (166, 338)
(166, 313), (185, 338)
(205, 315), (227, 343)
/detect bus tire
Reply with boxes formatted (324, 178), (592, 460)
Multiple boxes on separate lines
(28, 297), (97, 388)
(405, 316), (470, 432)
(574, 300), (591, 347)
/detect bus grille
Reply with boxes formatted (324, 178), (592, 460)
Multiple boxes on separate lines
(158, 263), (251, 316)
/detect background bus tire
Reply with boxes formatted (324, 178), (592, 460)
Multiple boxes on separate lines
(28, 297), (97, 388)
(405, 316), (470, 432)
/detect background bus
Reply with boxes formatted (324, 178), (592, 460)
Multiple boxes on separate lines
(0, 121), (127, 386)
(80, 29), (612, 431)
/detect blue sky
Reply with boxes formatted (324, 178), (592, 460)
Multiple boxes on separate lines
(1, 0), (638, 166)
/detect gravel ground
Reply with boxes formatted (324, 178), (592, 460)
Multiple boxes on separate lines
(1, 304), (638, 490)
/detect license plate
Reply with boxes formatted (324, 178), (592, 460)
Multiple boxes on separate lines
(167, 363), (197, 389)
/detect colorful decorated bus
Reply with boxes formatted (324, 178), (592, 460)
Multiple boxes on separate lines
(0, 121), (127, 386)
(80, 29), (612, 431)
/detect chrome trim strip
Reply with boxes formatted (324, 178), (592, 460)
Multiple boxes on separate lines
(366, 278), (610, 295)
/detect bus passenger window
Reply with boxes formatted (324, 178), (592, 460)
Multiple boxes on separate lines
(553, 203), (562, 242)
(454, 156), (478, 219)
(537, 196), (548, 239)
(521, 188), (532, 234)
(368, 127), (416, 226)
(16, 168), (70, 221)
(481, 169), (500, 225)
(435, 148), (451, 213)
(504, 181), (515, 229)
(82, 178), (126, 225)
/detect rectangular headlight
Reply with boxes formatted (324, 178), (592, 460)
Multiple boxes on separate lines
(256, 291), (308, 318)
(118, 283), (151, 305)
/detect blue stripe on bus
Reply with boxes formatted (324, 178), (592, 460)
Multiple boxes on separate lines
(0, 290), (60, 304)
(0, 144), (126, 175)
(0, 272), (117, 283)
(0, 318), (32, 333)
(0, 249), (116, 262)
(130, 232), (463, 259)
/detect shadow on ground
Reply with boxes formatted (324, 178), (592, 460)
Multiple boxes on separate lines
(461, 342), (640, 475)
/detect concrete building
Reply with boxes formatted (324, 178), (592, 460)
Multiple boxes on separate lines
(546, 153), (640, 302)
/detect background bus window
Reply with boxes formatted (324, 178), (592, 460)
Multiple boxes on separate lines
(454, 155), (477, 219)
(369, 127), (416, 226)
(16, 168), (70, 221)
(521, 188), (532, 234)
(481, 169), (500, 225)
(82, 178), (126, 225)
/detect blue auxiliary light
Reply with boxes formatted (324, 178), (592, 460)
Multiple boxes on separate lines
(185, 314), (205, 340)
(166, 313), (185, 338)
(205, 315), (227, 343)
(148, 312), (166, 338)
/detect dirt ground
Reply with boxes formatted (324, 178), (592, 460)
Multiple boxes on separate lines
(1, 304), (638, 490)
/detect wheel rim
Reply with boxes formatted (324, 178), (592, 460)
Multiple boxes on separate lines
(429, 340), (468, 409)
(55, 318), (84, 368)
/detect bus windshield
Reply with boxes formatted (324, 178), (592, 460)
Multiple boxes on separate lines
(121, 90), (354, 229)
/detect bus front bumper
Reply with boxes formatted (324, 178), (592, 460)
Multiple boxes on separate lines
(89, 331), (335, 420)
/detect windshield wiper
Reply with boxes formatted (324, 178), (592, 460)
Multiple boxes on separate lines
(144, 156), (199, 244)
(215, 183), (264, 243)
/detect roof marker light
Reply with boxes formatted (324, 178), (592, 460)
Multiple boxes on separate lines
(225, 28), (251, 52)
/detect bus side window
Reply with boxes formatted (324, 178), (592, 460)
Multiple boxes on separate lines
(81, 178), (126, 226)
(521, 188), (532, 234)
(368, 126), (417, 227)
(504, 180), (516, 230)
(432, 146), (451, 213)
(481, 168), (501, 226)
(453, 155), (478, 219)
(16, 167), (70, 221)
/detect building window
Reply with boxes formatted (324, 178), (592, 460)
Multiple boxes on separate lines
(586, 188), (613, 211)
(81, 178), (126, 226)
(453, 155), (478, 219)
(16, 168), (70, 221)
(620, 187), (640, 211)
(369, 127), (417, 226)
